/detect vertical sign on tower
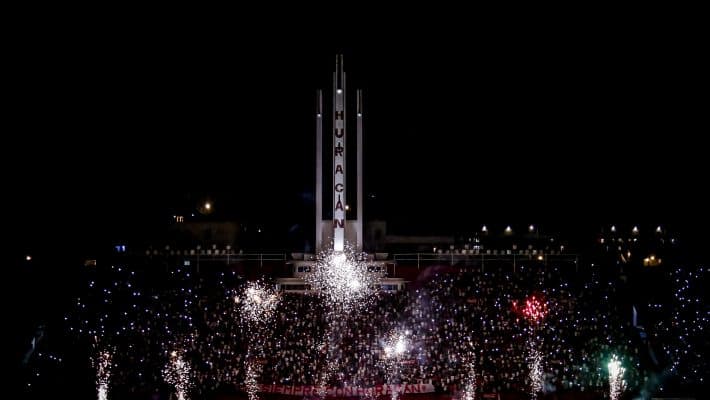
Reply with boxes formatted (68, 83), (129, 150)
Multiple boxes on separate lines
(333, 55), (345, 252)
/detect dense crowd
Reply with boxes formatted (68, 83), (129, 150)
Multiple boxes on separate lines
(24, 258), (708, 399)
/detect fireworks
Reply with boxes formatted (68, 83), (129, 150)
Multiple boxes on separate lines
(306, 245), (380, 397)
(461, 349), (476, 400)
(383, 331), (409, 359)
(48, 251), (672, 397)
(316, 354), (337, 399)
(527, 341), (543, 399)
(236, 280), (279, 400)
(238, 280), (280, 327)
(522, 295), (548, 323)
(607, 354), (626, 400)
(306, 245), (380, 309)
(94, 351), (112, 400)
(245, 358), (260, 400)
(521, 295), (545, 399)
(237, 280), (279, 400)
(381, 330), (410, 400)
(163, 351), (192, 400)
(98, 383), (108, 400)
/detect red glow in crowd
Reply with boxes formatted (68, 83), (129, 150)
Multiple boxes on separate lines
(522, 295), (547, 323)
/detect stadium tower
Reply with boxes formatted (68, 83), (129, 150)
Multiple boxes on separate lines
(315, 55), (363, 252)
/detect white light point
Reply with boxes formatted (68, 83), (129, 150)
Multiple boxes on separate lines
(394, 336), (407, 355)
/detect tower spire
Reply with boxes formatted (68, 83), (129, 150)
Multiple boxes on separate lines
(333, 54), (346, 252)
(335, 54), (344, 90)
(316, 55), (363, 252)
(315, 89), (323, 251)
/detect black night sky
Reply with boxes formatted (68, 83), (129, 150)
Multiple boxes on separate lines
(8, 26), (707, 259)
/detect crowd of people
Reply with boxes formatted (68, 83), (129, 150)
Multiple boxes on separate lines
(24, 256), (705, 399)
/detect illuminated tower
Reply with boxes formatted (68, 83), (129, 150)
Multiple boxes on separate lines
(315, 55), (363, 252)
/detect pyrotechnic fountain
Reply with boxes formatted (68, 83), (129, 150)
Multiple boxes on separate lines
(381, 329), (410, 400)
(608, 354), (626, 400)
(94, 351), (112, 400)
(163, 350), (192, 400)
(461, 347), (477, 400)
(522, 295), (547, 399)
(306, 244), (381, 397)
(236, 280), (281, 400)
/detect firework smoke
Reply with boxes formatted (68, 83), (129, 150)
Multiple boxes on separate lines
(608, 354), (626, 400)
(163, 351), (192, 400)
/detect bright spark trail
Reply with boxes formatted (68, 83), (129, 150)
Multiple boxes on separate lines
(608, 354), (626, 400)
(461, 347), (476, 400)
(307, 244), (381, 398)
(527, 342), (543, 399)
(245, 357), (260, 400)
(382, 330), (410, 400)
(95, 351), (112, 400)
(237, 280), (280, 400)
(163, 350), (192, 400)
